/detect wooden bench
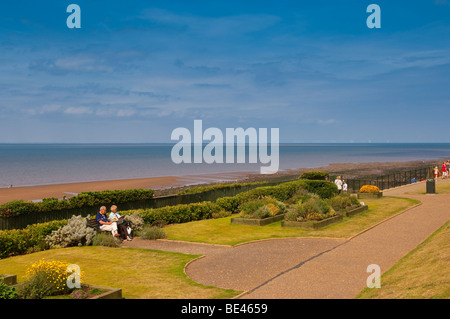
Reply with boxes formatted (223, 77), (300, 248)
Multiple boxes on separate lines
(87, 218), (105, 232)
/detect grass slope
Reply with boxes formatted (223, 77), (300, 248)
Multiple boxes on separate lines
(0, 246), (240, 299)
(356, 220), (450, 299)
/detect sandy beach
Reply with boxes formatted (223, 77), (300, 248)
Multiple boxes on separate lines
(0, 158), (442, 204)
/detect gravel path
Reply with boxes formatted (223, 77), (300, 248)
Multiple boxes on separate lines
(122, 179), (450, 298)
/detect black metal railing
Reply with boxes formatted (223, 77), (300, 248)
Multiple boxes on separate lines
(343, 166), (433, 193)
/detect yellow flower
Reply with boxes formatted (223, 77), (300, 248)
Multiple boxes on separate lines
(359, 185), (380, 193)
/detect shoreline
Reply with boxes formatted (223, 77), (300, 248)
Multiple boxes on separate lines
(0, 158), (443, 204)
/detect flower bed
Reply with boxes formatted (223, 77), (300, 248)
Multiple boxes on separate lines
(231, 214), (286, 226)
(340, 204), (368, 217)
(282, 214), (343, 230)
(230, 196), (286, 226)
(2, 260), (122, 299)
(282, 193), (367, 229)
(357, 185), (382, 199)
(357, 192), (383, 199)
(66, 284), (122, 299)
(282, 194), (339, 229)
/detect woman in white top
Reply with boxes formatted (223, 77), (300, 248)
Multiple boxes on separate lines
(109, 205), (132, 241)
(334, 176), (343, 193)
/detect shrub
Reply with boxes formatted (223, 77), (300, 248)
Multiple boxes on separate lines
(137, 201), (221, 225)
(302, 197), (330, 215)
(285, 189), (317, 205)
(0, 220), (67, 259)
(123, 212), (145, 232)
(327, 193), (361, 211)
(301, 180), (338, 199)
(45, 215), (96, 249)
(0, 200), (39, 217)
(211, 209), (232, 219)
(136, 225), (167, 240)
(299, 171), (330, 180)
(0, 278), (18, 299)
(216, 196), (240, 214)
(67, 189), (155, 208)
(92, 232), (121, 247)
(285, 196), (335, 222)
(239, 196), (286, 219)
(17, 259), (81, 299)
(359, 185), (380, 193)
(178, 181), (268, 195)
(17, 271), (54, 299)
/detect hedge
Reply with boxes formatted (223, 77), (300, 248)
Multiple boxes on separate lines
(0, 189), (155, 218)
(299, 171), (330, 181)
(177, 181), (268, 195)
(127, 201), (222, 225)
(0, 219), (67, 259)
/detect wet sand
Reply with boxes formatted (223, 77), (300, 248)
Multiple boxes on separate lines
(0, 158), (441, 204)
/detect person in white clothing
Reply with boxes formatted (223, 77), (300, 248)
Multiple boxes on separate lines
(342, 180), (348, 193)
(334, 176), (343, 193)
(109, 205), (132, 241)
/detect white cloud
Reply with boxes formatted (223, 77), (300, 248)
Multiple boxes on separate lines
(64, 106), (93, 115)
(116, 109), (136, 117)
(141, 9), (280, 37)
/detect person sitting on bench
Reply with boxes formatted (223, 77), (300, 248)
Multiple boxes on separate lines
(109, 205), (132, 241)
(96, 206), (120, 237)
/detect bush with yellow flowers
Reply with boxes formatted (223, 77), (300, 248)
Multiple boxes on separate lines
(17, 259), (84, 299)
(359, 185), (380, 193)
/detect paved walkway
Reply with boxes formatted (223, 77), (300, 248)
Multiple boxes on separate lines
(122, 179), (450, 299)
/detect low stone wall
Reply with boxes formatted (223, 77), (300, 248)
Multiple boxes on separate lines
(230, 214), (286, 226)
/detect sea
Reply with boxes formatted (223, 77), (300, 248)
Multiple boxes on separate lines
(1, 143), (450, 188)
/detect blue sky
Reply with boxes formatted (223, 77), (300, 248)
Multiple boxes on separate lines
(0, 0), (449, 143)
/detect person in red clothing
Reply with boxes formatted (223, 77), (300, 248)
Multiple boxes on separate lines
(442, 162), (448, 179)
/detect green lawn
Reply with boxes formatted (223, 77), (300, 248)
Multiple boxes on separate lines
(164, 196), (420, 245)
(407, 178), (450, 194)
(0, 246), (240, 299)
(356, 220), (450, 299)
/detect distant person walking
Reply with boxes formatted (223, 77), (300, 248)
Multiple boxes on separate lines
(334, 176), (343, 193)
(442, 162), (448, 179)
(434, 166), (439, 181)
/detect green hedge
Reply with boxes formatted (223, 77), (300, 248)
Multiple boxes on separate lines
(0, 189), (155, 218)
(177, 181), (268, 195)
(299, 171), (330, 181)
(0, 220), (68, 259)
(301, 180), (338, 199)
(129, 201), (222, 225)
